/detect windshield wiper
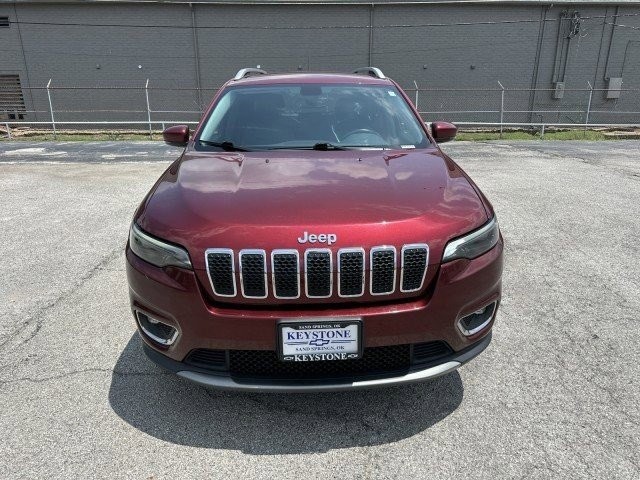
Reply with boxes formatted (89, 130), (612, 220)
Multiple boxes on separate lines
(263, 143), (349, 151)
(199, 140), (251, 152)
(341, 145), (390, 149)
(311, 142), (349, 151)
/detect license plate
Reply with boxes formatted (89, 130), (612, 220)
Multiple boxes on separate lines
(278, 320), (362, 362)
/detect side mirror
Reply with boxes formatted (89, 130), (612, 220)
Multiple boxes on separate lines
(431, 121), (457, 143)
(162, 125), (190, 147)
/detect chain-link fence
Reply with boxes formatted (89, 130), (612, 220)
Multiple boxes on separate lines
(2, 79), (639, 138)
(405, 83), (640, 132)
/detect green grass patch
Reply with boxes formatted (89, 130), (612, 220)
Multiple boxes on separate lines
(456, 129), (610, 141)
(0, 132), (158, 142)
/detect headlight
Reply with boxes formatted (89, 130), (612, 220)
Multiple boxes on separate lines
(442, 217), (499, 262)
(129, 223), (192, 269)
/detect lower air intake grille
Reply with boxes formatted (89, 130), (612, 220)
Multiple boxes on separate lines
(229, 345), (411, 379)
(305, 250), (331, 297)
(184, 349), (227, 370)
(412, 341), (453, 364)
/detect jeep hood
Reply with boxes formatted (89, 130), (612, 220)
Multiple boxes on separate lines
(136, 148), (488, 269)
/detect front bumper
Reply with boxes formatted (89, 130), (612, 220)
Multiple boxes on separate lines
(144, 332), (491, 392)
(126, 236), (502, 391)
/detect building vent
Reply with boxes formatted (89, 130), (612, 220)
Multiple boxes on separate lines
(553, 82), (565, 100)
(0, 17), (9, 28)
(0, 75), (26, 120)
(606, 78), (623, 99)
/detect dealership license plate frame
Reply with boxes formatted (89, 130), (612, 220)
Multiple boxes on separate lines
(277, 319), (363, 362)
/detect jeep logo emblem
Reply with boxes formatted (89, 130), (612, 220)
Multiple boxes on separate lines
(297, 231), (337, 246)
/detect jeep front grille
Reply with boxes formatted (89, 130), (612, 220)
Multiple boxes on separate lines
(204, 244), (429, 300)
(370, 247), (397, 295)
(239, 249), (267, 298)
(338, 248), (365, 297)
(271, 250), (300, 299)
(401, 244), (429, 292)
(305, 249), (332, 298)
(205, 249), (236, 297)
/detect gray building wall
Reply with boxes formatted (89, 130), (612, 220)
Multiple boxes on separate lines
(1, 1), (639, 125)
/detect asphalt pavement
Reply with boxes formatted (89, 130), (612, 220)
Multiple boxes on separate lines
(0, 140), (638, 479)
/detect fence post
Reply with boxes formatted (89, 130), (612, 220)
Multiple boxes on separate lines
(145, 78), (152, 138)
(4, 123), (11, 139)
(413, 80), (419, 110)
(46, 79), (57, 139)
(498, 81), (505, 139)
(585, 81), (593, 136)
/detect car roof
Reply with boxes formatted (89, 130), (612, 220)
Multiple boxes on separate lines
(228, 73), (394, 86)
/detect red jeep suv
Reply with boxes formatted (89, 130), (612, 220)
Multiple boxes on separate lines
(126, 67), (503, 391)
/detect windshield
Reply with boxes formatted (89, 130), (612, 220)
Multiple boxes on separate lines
(197, 84), (430, 151)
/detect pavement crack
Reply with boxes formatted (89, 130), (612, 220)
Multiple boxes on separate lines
(0, 367), (171, 387)
(0, 245), (124, 353)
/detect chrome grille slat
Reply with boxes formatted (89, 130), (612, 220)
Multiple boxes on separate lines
(370, 246), (397, 295)
(271, 249), (300, 299)
(338, 248), (365, 297)
(239, 249), (267, 299)
(305, 249), (332, 298)
(400, 244), (429, 293)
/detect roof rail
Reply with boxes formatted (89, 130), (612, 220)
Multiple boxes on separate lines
(233, 67), (268, 81)
(352, 67), (386, 79)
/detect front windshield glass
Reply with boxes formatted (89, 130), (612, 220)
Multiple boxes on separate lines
(197, 84), (430, 150)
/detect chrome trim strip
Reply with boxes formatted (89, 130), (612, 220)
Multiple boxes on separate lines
(271, 249), (301, 300)
(369, 246), (397, 296)
(337, 247), (365, 298)
(178, 361), (461, 392)
(457, 301), (498, 336)
(135, 311), (179, 346)
(400, 243), (430, 293)
(204, 248), (236, 297)
(304, 248), (333, 298)
(239, 249), (268, 299)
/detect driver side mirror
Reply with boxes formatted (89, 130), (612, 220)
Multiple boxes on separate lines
(431, 121), (457, 143)
(163, 125), (190, 147)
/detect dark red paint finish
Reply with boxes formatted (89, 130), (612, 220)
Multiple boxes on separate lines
(162, 125), (190, 146)
(431, 121), (458, 143)
(126, 72), (503, 371)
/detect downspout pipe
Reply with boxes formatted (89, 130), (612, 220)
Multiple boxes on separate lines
(190, 2), (203, 109)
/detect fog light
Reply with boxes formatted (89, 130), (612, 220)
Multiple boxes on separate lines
(135, 311), (178, 346)
(457, 301), (497, 336)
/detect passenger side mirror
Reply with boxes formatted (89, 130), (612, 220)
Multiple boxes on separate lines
(431, 121), (457, 143)
(163, 125), (190, 147)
